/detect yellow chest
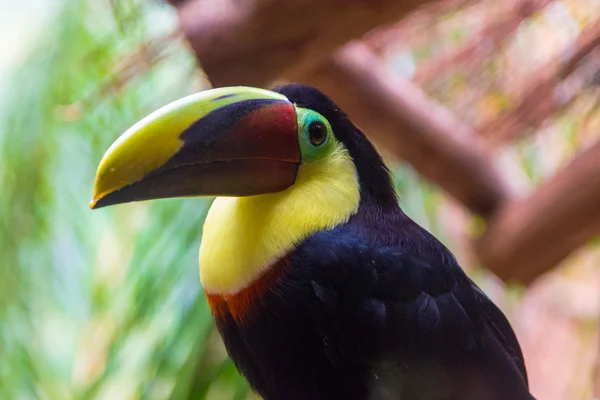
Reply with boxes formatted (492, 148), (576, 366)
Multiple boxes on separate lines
(199, 145), (360, 295)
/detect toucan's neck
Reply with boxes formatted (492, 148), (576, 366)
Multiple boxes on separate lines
(335, 120), (398, 210)
(199, 143), (361, 295)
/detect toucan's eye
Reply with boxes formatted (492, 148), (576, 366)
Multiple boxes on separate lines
(308, 121), (327, 146)
(296, 108), (332, 160)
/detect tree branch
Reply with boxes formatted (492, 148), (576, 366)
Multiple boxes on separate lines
(474, 140), (600, 284)
(169, 0), (444, 88)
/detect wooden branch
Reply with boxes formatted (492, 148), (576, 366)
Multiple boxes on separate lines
(413, 0), (553, 84)
(168, 0), (444, 87)
(474, 140), (600, 284)
(480, 18), (600, 143)
(294, 42), (512, 217)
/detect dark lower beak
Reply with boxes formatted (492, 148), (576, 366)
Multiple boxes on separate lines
(91, 87), (300, 209)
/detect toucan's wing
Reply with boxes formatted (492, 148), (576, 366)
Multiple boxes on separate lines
(296, 230), (532, 400)
(472, 281), (528, 382)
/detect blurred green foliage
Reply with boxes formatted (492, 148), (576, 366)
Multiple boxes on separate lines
(0, 1), (455, 399)
(0, 1), (254, 399)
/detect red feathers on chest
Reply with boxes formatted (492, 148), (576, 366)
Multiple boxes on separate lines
(205, 256), (292, 324)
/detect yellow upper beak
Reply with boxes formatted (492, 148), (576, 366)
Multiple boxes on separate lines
(91, 87), (301, 209)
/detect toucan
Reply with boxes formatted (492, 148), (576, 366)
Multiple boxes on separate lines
(91, 84), (534, 400)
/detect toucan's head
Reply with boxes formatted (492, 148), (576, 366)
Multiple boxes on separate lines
(91, 84), (396, 211)
(92, 84), (400, 294)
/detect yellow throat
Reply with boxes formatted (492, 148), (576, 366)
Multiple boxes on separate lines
(199, 142), (360, 295)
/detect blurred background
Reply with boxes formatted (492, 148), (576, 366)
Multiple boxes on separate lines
(1, 0), (600, 399)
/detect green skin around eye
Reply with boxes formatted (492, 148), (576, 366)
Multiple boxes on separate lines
(296, 107), (335, 162)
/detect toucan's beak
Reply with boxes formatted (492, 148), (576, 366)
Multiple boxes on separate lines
(90, 87), (300, 209)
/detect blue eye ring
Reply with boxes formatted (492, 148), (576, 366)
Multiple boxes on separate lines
(308, 120), (327, 146)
